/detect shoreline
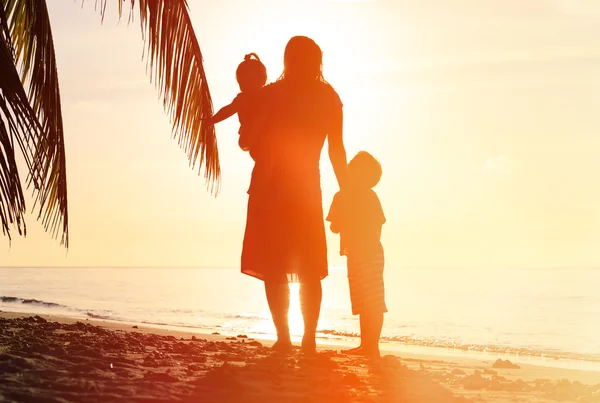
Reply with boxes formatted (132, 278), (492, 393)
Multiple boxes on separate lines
(2, 307), (598, 374)
(2, 266), (597, 373)
(2, 310), (600, 402)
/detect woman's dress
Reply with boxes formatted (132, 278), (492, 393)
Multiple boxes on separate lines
(241, 79), (342, 283)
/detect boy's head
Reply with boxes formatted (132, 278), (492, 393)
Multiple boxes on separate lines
(236, 53), (267, 93)
(348, 151), (382, 189)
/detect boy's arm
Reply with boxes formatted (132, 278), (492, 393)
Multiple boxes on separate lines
(207, 103), (237, 125)
(367, 193), (386, 233)
(374, 194), (386, 225)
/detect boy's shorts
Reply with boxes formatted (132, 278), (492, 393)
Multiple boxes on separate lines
(347, 252), (387, 315)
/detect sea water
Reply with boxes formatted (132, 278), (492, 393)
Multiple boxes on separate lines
(1, 267), (599, 370)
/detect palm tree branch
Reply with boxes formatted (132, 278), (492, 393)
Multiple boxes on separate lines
(100, 0), (220, 192)
(0, 119), (25, 241)
(3, 0), (69, 246)
(0, 2), (47, 241)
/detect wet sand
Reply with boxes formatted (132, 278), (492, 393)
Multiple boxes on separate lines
(1, 312), (599, 402)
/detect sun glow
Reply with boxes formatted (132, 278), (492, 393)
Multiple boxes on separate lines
(288, 283), (304, 340)
(5, 0), (599, 272)
(247, 283), (305, 340)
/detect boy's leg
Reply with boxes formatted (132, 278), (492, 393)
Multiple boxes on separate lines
(345, 313), (383, 357)
(358, 312), (368, 348)
(364, 253), (386, 356)
(363, 312), (384, 356)
(342, 314), (364, 354)
(342, 267), (364, 353)
(345, 253), (386, 357)
(265, 281), (292, 350)
(299, 279), (322, 353)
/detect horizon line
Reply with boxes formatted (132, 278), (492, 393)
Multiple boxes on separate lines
(1, 265), (599, 270)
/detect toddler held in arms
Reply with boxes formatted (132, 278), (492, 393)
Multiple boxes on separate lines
(204, 53), (267, 152)
(326, 151), (387, 358)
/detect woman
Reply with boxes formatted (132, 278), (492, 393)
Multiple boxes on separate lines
(241, 36), (347, 353)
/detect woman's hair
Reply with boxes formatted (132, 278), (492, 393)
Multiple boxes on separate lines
(279, 36), (325, 83)
(236, 53), (267, 91)
(348, 151), (382, 189)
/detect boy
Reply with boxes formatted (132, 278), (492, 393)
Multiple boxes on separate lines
(327, 151), (387, 357)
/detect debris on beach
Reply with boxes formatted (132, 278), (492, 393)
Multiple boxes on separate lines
(491, 359), (521, 369)
(1, 315), (599, 403)
(0, 315), (468, 402)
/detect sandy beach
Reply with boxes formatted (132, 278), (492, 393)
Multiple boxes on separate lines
(0, 312), (598, 402)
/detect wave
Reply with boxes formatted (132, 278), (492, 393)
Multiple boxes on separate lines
(225, 313), (266, 320)
(1, 295), (116, 322)
(85, 312), (113, 320)
(316, 329), (600, 363)
(319, 329), (359, 338)
(3, 294), (599, 364)
(0, 296), (68, 308)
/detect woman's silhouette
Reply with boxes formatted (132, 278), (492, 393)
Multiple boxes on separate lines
(241, 36), (347, 353)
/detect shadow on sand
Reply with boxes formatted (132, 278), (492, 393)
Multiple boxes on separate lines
(0, 315), (465, 402)
(193, 350), (465, 403)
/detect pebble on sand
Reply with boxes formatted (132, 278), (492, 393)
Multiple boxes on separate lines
(492, 359), (521, 369)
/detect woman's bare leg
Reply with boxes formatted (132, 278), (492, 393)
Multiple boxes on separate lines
(265, 282), (291, 349)
(299, 280), (322, 352)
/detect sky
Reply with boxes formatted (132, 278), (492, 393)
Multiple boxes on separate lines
(2, 0), (600, 269)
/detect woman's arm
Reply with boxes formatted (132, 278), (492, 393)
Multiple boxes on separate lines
(328, 107), (347, 189)
(326, 193), (342, 234)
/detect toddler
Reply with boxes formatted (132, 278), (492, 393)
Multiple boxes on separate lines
(206, 53), (267, 151)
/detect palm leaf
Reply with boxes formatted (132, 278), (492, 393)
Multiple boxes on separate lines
(3, 0), (69, 246)
(0, 0), (219, 246)
(100, 0), (220, 192)
(0, 1), (45, 241)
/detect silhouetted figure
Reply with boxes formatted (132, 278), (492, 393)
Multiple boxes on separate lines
(206, 53), (267, 151)
(241, 36), (347, 354)
(327, 151), (387, 357)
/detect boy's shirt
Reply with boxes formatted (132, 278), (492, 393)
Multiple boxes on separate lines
(326, 189), (385, 257)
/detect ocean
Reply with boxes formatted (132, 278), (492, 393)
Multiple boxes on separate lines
(1, 267), (599, 371)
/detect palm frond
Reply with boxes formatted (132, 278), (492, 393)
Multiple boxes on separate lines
(3, 0), (69, 246)
(0, 2), (45, 241)
(100, 0), (220, 193)
(0, 119), (25, 241)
